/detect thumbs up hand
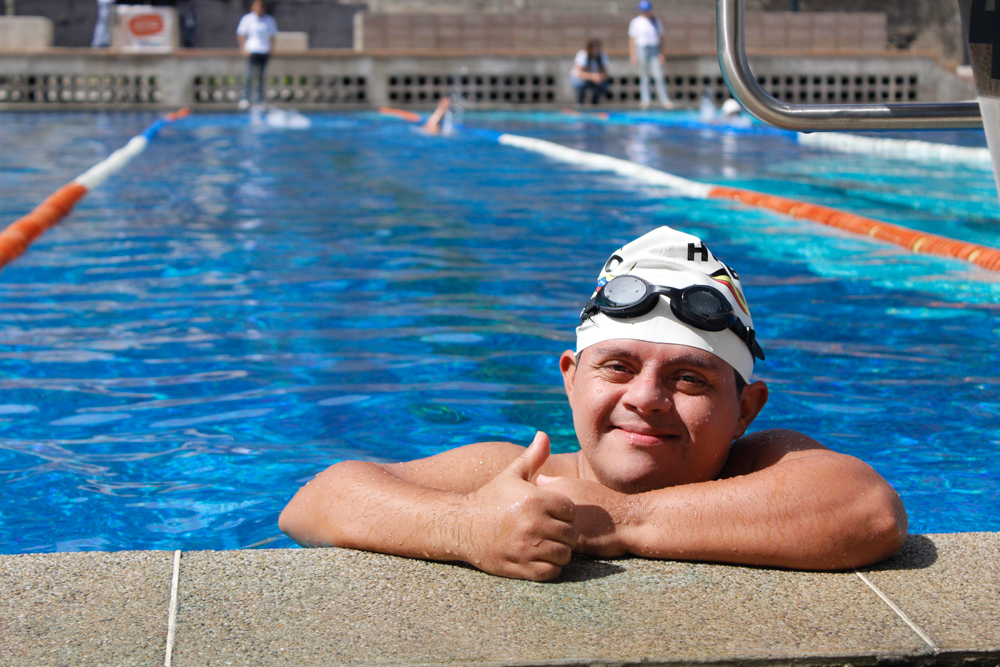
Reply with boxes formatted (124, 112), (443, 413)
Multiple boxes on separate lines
(536, 474), (627, 558)
(462, 432), (577, 581)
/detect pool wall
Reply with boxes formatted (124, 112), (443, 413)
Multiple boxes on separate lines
(0, 50), (974, 111)
(1, 533), (998, 666)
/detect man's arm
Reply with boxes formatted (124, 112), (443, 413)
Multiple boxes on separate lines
(237, 33), (247, 56)
(538, 429), (908, 570)
(279, 433), (578, 581)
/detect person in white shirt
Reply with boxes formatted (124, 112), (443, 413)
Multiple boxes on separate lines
(570, 39), (612, 105)
(628, 0), (674, 110)
(236, 0), (278, 108)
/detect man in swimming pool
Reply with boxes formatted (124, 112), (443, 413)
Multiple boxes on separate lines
(279, 226), (907, 581)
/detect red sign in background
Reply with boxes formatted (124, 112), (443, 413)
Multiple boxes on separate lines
(128, 13), (164, 37)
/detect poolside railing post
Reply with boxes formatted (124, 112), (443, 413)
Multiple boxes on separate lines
(716, 0), (983, 131)
(957, 0), (1000, 203)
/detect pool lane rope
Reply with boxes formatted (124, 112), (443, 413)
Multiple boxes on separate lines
(378, 108), (1000, 274)
(556, 108), (993, 169)
(496, 134), (1000, 273)
(0, 108), (191, 272)
(797, 131), (992, 168)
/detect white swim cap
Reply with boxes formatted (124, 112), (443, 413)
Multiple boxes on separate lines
(721, 98), (743, 116)
(576, 226), (759, 382)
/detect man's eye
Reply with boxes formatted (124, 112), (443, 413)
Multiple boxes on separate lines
(603, 363), (632, 374)
(678, 374), (706, 385)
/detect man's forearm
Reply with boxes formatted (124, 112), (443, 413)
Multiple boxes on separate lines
(617, 451), (907, 569)
(279, 461), (472, 561)
(279, 436), (579, 581)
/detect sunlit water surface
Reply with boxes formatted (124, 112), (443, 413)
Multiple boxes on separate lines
(0, 110), (997, 553)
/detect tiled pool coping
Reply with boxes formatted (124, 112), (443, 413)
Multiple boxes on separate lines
(1, 532), (997, 666)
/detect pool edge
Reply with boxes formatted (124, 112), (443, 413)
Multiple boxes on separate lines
(1, 532), (997, 666)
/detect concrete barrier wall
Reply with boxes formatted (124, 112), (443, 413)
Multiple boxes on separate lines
(355, 11), (888, 53)
(0, 16), (53, 52)
(0, 50), (974, 110)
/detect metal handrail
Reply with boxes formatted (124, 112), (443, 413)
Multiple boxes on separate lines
(716, 0), (983, 131)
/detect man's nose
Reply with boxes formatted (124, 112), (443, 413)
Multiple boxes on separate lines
(622, 370), (670, 414)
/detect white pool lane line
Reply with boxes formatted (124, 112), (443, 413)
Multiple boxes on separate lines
(497, 133), (715, 198)
(0, 108), (191, 273)
(164, 549), (181, 667)
(798, 132), (992, 168)
(561, 110), (990, 169)
(855, 571), (939, 652)
(494, 131), (1000, 275)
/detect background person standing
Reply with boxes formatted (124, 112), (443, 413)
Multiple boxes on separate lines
(178, 0), (197, 48)
(91, 0), (114, 48)
(628, 0), (674, 110)
(237, 0), (278, 109)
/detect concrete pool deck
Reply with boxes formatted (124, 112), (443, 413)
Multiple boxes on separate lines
(1, 532), (997, 667)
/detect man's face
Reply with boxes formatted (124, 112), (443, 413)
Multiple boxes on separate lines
(560, 340), (766, 493)
(252, 1), (265, 16)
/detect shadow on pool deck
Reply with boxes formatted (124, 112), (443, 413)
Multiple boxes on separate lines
(1, 532), (997, 667)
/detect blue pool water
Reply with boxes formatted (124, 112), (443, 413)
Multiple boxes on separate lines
(0, 110), (997, 554)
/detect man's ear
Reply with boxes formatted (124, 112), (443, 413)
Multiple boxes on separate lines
(735, 380), (768, 439)
(559, 349), (578, 407)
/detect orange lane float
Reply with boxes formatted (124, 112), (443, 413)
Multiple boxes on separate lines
(0, 109), (190, 272)
(379, 107), (423, 123)
(494, 132), (1000, 275)
(707, 185), (1000, 273)
(376, 118), (1000, 275)
(560, 108), (610, 121)
(165, 107), (191, 122)
(0, 183), (88, 267)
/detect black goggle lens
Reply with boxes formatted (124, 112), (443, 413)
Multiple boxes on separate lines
(582, 275), (765, 361)
(600, 275), (647, 306)
(674, 286), (732, 332)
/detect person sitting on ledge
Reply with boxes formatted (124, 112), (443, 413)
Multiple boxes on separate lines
(279, 226), (908, 581)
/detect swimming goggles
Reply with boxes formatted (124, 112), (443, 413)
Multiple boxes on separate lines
(580, 274), (766, 361)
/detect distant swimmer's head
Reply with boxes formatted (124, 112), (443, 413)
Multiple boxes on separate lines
(721, 98), (743, 117)
(576, 226), (764, 383)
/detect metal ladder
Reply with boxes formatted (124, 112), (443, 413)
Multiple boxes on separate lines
(715, 0), (981, 130)
(716, 0), (999, 198)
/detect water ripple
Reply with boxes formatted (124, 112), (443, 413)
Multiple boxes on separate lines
(0, 112), (996, 553)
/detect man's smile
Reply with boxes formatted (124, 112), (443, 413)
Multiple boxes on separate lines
(610, 424), (683, 448)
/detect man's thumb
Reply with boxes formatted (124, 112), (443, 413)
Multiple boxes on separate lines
(506, 431), (550, 482)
